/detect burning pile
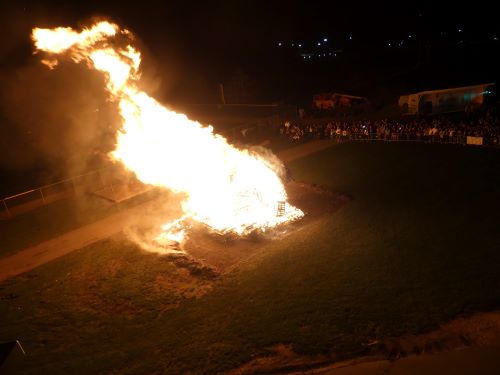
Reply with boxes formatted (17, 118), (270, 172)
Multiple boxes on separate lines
(32, 21), (303, 249)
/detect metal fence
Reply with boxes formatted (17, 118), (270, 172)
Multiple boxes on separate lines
(319, 133), (470, 145)
(226, 121), (498, 148)
(296, 132), (500, 147)
(0, 166), (130, 220)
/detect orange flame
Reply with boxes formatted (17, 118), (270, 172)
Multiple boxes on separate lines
(32, 21), (303, 248)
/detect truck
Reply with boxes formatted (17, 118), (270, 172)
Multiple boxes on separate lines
(398, 83), (495, 115)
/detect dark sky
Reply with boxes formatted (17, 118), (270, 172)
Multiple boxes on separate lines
(0, 1), (499, 101)
(1, 1), (497, 64)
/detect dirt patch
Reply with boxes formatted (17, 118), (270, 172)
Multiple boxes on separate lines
(377, 311), (500, 358)
(167, 253), (220, 280)
(154, 256), (218, 299)
(155, 270), (212, 299)
(56, 246), (220, 318)
(225, 344), (332, 375)
(224, 311), (500, 375)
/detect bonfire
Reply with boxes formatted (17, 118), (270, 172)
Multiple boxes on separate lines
(32, 21), (303, 250)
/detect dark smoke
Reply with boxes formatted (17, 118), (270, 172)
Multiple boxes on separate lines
(0, 59), (121, 175)
(0, 5), (121, 190)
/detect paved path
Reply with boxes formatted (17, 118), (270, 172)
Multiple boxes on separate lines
(0, 141), (336, 282)
(0, 212), (126, 282)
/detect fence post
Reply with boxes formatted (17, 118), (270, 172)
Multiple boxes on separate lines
(40, 188), (46, 204)
(3, 199), (11, 218)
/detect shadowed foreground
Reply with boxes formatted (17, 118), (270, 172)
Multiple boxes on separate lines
(1, 142), (500, 374)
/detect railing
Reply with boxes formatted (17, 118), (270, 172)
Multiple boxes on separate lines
(314, 132), (471, 145)
(0, 166), (129, 220)
(264, 126), (500, 147)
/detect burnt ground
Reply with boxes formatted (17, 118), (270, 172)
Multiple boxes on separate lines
(180, 181), (351, 274)
(120, 180), (351, 303)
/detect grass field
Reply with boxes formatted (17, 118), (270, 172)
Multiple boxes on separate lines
(1, 142), (500, 374)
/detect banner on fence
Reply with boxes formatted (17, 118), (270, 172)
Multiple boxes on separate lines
(467, 136), (483, 145)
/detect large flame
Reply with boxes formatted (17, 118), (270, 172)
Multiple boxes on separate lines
(32, 21), (303, 247)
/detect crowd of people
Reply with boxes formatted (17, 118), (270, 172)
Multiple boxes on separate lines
(280, 106), (500, 146)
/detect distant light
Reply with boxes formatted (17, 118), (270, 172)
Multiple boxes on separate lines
(298, 43), (302, 47)
(329, 52), (332, 55)
(292, 43), (295, 47)
(458, 28), (462, 32)
(323, 38), (328, 42)
(323, 53), (326, 56)
(278, 42), (282, 46)
(349, 35), (353, 40)
(408, 34), (412, 38)
(334, 53), (337, 57)
(494, 37), (499, 41)
(388, 42), (392, 47)
(317, 42), (321, 46)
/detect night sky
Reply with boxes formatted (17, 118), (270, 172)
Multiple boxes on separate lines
(1, 1), (499, 102)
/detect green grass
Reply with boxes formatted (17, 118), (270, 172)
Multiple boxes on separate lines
(0, 189), (160, 257)
(2, 142), (500, 374)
